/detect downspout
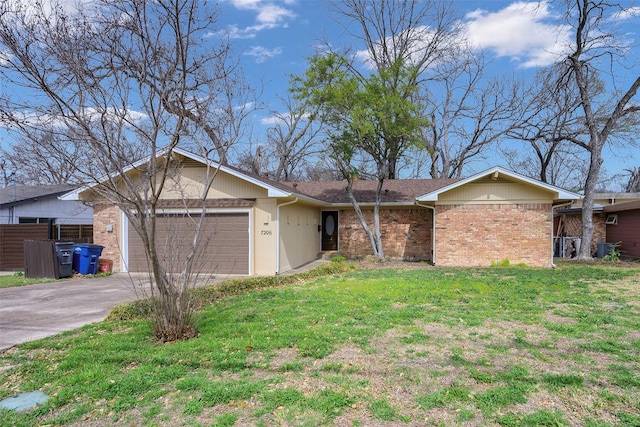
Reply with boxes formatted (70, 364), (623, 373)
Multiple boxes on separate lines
(276, 197), (298, 275)
(551, 201), (574, 268)
(416, 201), (436, 265)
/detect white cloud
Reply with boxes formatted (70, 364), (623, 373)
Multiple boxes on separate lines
(226, 0), (296, 38)
(260, 110), (310, 126)
(463, 1), (571, 68)
(0, 107), (148, 130)
(610, 6), (640, 21)
(260, 115), (281, 126)
(243, 45), (283, 63)
(225, 24), (258, 39)
(12, 0), (97, 16)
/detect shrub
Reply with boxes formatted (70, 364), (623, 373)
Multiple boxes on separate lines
(107, 298), (157, 321)
(107, 259), (354, 321)
(603, 242), (622, 262)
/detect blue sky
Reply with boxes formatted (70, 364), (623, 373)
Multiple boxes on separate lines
(1, 0), (639, 185)
(215, 0), (640, 180)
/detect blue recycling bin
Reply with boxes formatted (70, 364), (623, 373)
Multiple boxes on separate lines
(73, 244), (104, 275)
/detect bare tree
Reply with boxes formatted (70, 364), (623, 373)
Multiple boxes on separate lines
(0, 160), (16, 188)
(263, 94), (324, 181)
(0, 128), (104, 185)
(420, 49), (521, 178)
(504, 64), (592, 189)
(624, 167), (640, 192)
(502, 145), (589, 192)
(560, 0), (640, 258)
(302, 162), (344, 181)
(236, 93), (324, 181)
(329, 0), (523, 179)
(0, 0), (252, 340)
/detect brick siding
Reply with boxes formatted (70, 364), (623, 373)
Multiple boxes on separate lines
(435, 203), (552, 267)
(338, 208), (433, 260)
(93, 203), (121, 271)
(558, 212), (606, 256)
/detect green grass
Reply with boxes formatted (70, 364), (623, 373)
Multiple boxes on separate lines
(0, 272), (53, 288)
(2, 262), (640, 425)
(0, 271), (113, 288)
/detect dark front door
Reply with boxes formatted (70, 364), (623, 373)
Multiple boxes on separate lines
(321, 211), (338, 251)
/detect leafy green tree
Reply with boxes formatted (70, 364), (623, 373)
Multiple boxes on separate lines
(292, 53), (426, 257)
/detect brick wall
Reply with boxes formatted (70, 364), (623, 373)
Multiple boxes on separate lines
(93, 203), (122, 271)
(435, 203), (553, 267)
(558, 212), (606, 256)
(338, 208), (433, 260)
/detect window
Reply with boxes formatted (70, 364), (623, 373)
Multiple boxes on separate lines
(605, 214), (618, 225)
(18, 217), (53, 224)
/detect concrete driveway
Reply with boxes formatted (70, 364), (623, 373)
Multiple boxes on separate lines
(0, 260), (326, 352)
(0, 274), (150, 352)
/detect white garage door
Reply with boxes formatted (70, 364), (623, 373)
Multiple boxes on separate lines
(128, 213), (249, 274)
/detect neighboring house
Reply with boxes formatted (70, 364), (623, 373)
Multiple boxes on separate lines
(603, 200), (640, 258)
(0, 184), (94, 271)
(61, 148), (581, 275)
(0, 184), (93, 234)
(554, 192), (640, 257)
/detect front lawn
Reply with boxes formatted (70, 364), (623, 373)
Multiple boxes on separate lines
(1, 263), (640, 426)
(0, 273), (52, 288)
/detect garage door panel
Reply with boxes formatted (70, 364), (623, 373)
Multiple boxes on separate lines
(128, 213), (248, 274)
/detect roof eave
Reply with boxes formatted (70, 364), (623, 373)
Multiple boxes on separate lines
(326, 201), (416, 208)
(416, 166), (582, 202)
(61, 147), (296, 201)
(59, 188), (83, 201)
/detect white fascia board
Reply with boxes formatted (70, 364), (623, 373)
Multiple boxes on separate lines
(416, 166), (582, 202)
(289, 193), (331, 207)
(61, 146), (293, 200)
(59, 188), (83, 201)
(60, 148), (174, 201)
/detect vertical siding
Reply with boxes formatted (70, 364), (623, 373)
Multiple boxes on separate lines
(606, 210), (640, 257)
(439, 181), (554, 204)
(279, 203), (321, 273)
(160, 167), (269, 200)
(253, 199), (278, 275)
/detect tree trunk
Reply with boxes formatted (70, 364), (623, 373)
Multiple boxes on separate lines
(577, 146), (602, 259)
(345, 176), (384, 258)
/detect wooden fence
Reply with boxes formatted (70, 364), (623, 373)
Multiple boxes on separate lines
(57, 224), (93, 242)
(0, 224), (93, 271)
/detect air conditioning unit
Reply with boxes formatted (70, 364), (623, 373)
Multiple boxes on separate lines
(605, 214), (618, 225)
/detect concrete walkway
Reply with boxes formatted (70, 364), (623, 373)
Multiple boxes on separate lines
(0, 260), (328, 352)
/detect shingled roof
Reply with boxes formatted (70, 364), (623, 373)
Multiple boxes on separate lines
(198, 158), (462, 204)
(0, 184), (77, 208)
(281, 178), (461, 204)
